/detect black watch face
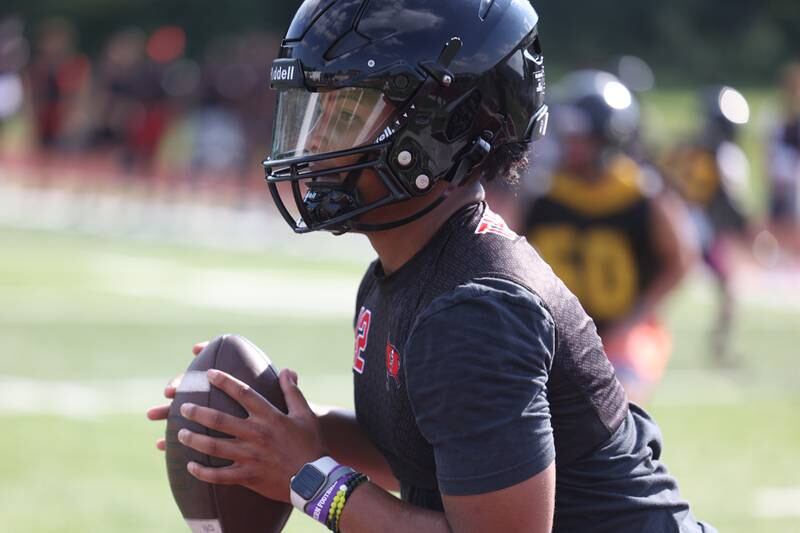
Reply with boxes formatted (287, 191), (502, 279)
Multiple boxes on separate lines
(292, 466), (327, 500)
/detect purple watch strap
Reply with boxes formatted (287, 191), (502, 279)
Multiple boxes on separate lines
(305, 467), (354, 525)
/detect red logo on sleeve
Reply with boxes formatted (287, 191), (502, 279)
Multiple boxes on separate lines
(385, 342), (402, 390)
(353, 307), (371, 374)
(475, 209), (519, 241)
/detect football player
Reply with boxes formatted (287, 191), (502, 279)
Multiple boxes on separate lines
(767, 63), (800, 253)
(148, 1), (714, 531)
(521, 71), (696, 404)
(662, 86), (752, 364)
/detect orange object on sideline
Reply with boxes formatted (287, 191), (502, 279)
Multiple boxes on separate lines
(603, 318), (672, 403)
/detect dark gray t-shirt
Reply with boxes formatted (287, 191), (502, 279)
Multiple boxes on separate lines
(405, 277), (714, 532)
(352, 203), (714, 532)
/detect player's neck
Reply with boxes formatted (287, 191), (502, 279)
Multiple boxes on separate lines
(366, 182), (484, 276)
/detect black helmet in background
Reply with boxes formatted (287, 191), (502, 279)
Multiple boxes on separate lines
(550, 70), (640, 150)
(699, 85), (750, 147)
(264, 0), (548, 234)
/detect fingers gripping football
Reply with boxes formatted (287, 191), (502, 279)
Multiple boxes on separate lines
(209, 369), (279, 418)
(178, 368), (327, 502)
(180, 403), (259, 440)
(178, 429), (252, 464)
(148, 342), (206, 450)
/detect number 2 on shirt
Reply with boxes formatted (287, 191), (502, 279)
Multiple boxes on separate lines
(353, 307), (372, 374)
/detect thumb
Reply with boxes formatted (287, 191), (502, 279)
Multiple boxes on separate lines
(279, 368), (310, 415)
(192, 341), (209, 356)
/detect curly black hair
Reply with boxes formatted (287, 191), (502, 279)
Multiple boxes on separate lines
(477, 142), (531, 189)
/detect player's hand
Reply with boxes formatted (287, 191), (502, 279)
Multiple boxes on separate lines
(177, 368), (327, 504)
(145, 341), (208, 451)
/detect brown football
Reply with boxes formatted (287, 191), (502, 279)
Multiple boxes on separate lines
(166, 334), (293, 533)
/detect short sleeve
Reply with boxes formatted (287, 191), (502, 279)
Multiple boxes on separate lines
(404, 278), (556, 496)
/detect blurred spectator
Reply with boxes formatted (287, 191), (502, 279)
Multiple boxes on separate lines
(174, 32), (279, 202)
(27, 19), (91, 151)
(230, 31), (280, 179)
(187, 35), (249, 179)
(123, 25), (184, 175)
(0, 17), (29, 128)
(3, 18), (280, 205)
(662, 86), (753, 365)
(766, 63), (800, 253)
(90, 27), (147, 166)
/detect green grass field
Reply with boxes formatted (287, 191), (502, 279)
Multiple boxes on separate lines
(1, 226), (798, 532)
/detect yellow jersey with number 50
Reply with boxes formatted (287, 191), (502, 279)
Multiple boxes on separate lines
(524, 156), (661, 334)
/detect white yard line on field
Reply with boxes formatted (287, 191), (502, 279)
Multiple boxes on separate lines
(0, 375), (168, 418)
(0, 374), (353, 418)
(0, 180), (373, 259)
(91, 252), (364, 318)
(0, 252), (362, 320)
(754, 487), (800, 518)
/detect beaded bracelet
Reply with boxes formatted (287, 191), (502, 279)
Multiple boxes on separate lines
(325, 472), (369, 533)
(304, 466), (355, 525)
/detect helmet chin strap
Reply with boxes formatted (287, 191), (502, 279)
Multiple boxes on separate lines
(302, 156), (368, 231)
(305, 132), (492, 234)
(351, 189), (450, 233)
(351, 134), (491, 233)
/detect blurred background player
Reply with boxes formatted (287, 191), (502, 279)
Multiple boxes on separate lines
(662, 86), (753, 365)
(0, 17), (28, 140)
(26, 19), (91, 156)
(766, 63), (800, 254)
(521, 70), (696, 404)
(90, 27), (149, 175)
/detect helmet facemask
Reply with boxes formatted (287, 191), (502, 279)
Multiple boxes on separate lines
(265, 87), (412, 234)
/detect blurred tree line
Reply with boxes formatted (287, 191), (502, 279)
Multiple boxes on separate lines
(4, 0), (799, 86)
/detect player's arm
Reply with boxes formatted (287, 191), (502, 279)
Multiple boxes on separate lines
(316, 407), (399, 492)
(339, 464), (555, 533)
(340, 281), (558, 532)
(615, 191), (697, 333)
(344, 279), (558, 533)
(648, 191), (697, 303)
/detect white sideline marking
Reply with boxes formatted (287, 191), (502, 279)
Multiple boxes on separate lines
(0, 253), (360, 322)
(88, 253), (359, 318)
(0, 375), (167, 418)
(651, 369), (746, 407)
(0, 374), (353, 417)
(754, 487), (800, 518)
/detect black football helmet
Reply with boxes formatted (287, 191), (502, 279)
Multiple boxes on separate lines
(263, 0), (548, 234)
(550, 70), (640, 149)
(699, 85), (750, 146)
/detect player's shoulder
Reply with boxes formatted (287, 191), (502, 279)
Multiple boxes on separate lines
(405, 277), (557, 387)
(416, 277), (554, 333)
(547, 156), (654, 216)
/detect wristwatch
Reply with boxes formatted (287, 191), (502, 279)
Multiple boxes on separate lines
(290, 456), (351, 512)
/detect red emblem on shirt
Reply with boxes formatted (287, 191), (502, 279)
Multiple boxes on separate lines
(475, 209), (518, 241)
(385, 342), (402, 390)
(353, 307), (371, 374)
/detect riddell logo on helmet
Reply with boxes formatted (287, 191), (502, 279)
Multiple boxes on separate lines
(374, 107), (413, 144)
(271, 65), (296, 82)
(375, 126), (397, 143)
